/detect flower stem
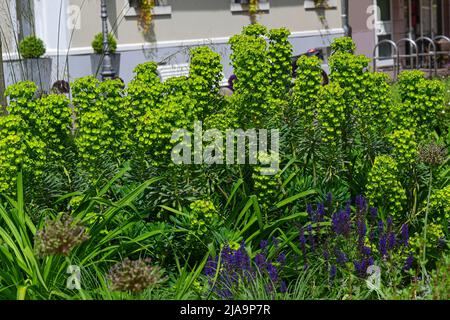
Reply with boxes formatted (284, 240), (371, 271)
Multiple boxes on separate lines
(421, 169), (433, 279)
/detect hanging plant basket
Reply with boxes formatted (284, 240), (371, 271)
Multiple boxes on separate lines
(313, 0), (330, 9)
(128, 0), (155, 32)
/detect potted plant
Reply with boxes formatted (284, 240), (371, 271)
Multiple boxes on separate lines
(14, 35), (52, 93)
(90, 33), (121, 80)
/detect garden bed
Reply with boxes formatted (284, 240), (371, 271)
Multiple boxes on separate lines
(0, 25), (449, 300)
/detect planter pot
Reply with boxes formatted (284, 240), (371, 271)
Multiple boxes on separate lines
(9, 57), (52, 93)
(90, 53), (121, 80)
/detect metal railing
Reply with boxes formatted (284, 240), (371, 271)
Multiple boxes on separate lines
(416, 36), (437, 78)
(373, 39), (398, 80)
(433, 35), (450, 72)
(396, 38), (419, 73)
(372, 35), (450, 80)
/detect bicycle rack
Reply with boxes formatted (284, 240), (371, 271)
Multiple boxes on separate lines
(416, 36), (437, 78)
(433, 35), (450, 73)
(373, 39), (398, 80)
(396, 38), (419, 74)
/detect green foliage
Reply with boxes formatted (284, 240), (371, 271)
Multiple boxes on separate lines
(189, 47), (223, 119)
(75, 110), (115, 175)
(397, 70), (425, 103)
(91, 33), (117, 54)
(429, 254), (450, 299)
(5, 81), (38, 126)
(35, 94), (73, 160)
(292, 55), (323, 125)
(388, 129), (418, 169)
(358, 72), (392, 134)
(0, 115), (46, 194)
(230, 33), (273, 127)
(252, 168), (280, 213)
(19, 36), (46, 59)
(267, 28), (292, 98)
(410, 222), (447, 258)
(395, 71), (445, 137)
(366, 155), (407, 220)
(186, 200), (220, 241)
(1, 32), (449, 300)
(316, 83), (346, 148)
(135, 94), (190, 165)
(242, 23), (268, 37)
(127, 62), (164, 120)
(72, 77), (132, 175)
(71, 76), (101, 118)
(97, 79), (133, 155)
(329, 52), (370, 112)
(427, 185), (450, 228)
(330, 36), (356, 54)
(189, 47), (222, 92)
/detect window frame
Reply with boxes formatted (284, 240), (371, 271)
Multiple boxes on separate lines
(231, 0), (270, 13)
(124, 0), (172, 18)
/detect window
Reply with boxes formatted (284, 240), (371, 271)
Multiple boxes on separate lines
(304, 0), (338, 10)
(125, 0), (172, 17)
(231, 0), (270, 13)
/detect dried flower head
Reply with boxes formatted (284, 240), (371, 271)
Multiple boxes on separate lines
(107, 258), (165, 293)
(419, 141), (447, 166)
(34, 214), (90, 257)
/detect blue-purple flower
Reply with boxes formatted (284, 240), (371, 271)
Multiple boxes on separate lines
(335, 248), (348, 265)
(379, 234), (387, 256)
(403, 255), (414, 271)
(329, 265), (337, 280)
(332, 206), (351, 237)
(401, 224), (409, 247)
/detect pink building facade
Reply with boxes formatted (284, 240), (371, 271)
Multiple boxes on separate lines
(350, 0), (450, 61)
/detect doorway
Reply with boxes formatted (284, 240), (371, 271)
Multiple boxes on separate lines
(409, 0), (444, 39)
(375, 0), (393, 58)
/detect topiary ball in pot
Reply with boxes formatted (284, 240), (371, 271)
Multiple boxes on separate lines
(91, 33), (117, 54)
(19, 36), (46, 59)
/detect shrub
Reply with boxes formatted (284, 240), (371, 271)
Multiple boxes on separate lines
(19, 36), (46, 59)
(71, 76), (101, 118)
(229, 29), (274, 127)
(135, 94), (190, 165)
(388, 129), (418, 169)
(427, 185), (450, 229)
(0, 115), (46, 194)
(267, 28), (293, 98)
(126, 62), (164, 120)
(97, 79), (134, 156)
(292, 55), (323, 126)
(75, 110), (115, 175)
(330, 36), (356, 54)
(395, 71), (445, 137)
(186, 200), (220, 241)
(366, 155), (407, 221)
(5, 81), (38, 126)
(316, 83), (346, 149)
(358, 72), (392, 135)
(91, 33), (118, 54)
(189, 47), (223, 119)
(36, 94), (73, 160)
